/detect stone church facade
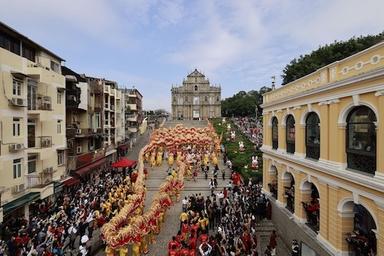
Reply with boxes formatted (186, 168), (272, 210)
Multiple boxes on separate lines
(171, 69), (221, 120)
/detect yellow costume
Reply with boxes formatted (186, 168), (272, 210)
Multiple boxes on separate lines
(150, 151), (156, 167)
(105, 246), (115, 256)
(132, 242), (141, 256)
(118, 247), (128, 256)
(168, 153), (174, 166)
(156, 151), (162, 166)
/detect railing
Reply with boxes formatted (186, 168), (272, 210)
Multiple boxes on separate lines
(268, 182), (277, 199)
(28, 94), (52, 111)
(27, 171), (53, 188)
(28, 136), (52, 148)
(302, 201), (320, 232)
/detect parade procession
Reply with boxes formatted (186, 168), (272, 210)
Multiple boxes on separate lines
(101, 123), (222, 255)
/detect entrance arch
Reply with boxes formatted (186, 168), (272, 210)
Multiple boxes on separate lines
(300, 181), (320, 232)
(282, 172), (295, 213)
(339, 200), (377, 255)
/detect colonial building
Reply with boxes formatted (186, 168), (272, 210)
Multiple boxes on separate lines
(0, 22), (66, 223)
(171, 69), (221, 120)
(261, 42), (384, 255)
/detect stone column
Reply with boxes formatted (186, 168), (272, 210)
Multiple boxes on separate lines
(319, 103), (329, 161)
(278, 122), (286, 151)
(328, 184), (342, 251)
(375, 91), (384, 179)
(328, 100), (340, 163)
(337, 206), (355, 252)
(277, 167), (287, 207)
(262, 157), (269, 191)
(296, 185), (312, 223)
(317, 181), (328, 240)
(295, 124), (306, 157)
(375, 201), (384, 256)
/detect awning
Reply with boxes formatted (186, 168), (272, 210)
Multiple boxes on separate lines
(63, 177), (80, 187)
(3, 192), (40, 216)
(75, 157), (106, 177)
(54, 181), (64, 193)
(112, 157), (137, 168)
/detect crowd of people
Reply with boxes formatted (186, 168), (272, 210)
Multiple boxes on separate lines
(168, 173), (280, 256)
(232, 118), (263, 149)
(0, 166), (137, 256)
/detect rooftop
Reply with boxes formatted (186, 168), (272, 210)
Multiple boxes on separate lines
(263, 41), (384, 106)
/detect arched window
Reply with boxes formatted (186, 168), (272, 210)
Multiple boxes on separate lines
(346, 106), (376, 174)
(272, 117), (278, 149)
(306, 112), (320, 160)
(194, 85), (198, 91)
(286, 115), (295, 154)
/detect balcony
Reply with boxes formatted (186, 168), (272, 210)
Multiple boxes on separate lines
(26, 170), (53, 189)
(91, 83), (103, 95)
(67, 148), (106, 170)
(28, 136), (52, 148)
(29, 95), (52, 110)
(67, 127), (104, 138)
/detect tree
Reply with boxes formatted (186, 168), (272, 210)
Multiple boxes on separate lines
(221, 87), (272, 117)
(282, 33), (384, 84)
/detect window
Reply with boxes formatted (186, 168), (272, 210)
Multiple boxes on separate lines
(13, 78), (22, 96)
(22, 45), (36, 62)
(286, 115), (295, 154)
(0, 31), (20, 55)
(57, 91), (62, 104)
(28, 155), (37, 174)
(193, 96), (199, 105)
(57, 120), (62, 134)
(306, 112), (320, 160)
(195, 85), (198, 91)
(346, 106), (376, 174)
(217, 96), (220, 102)
(57, 150), (65, 166)
(95, 113), (101, 128)
(13, 158), (22, 179)
(205, 96), (208, 102)
(27, 79), (37, 110)
(50, 61), (60, 73)
(271, 117), (278, 149)
(13, 118), (21, 137)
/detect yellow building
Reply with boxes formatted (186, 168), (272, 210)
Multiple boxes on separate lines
(0, 22), (66, 222)
(261, 42), (384, 256)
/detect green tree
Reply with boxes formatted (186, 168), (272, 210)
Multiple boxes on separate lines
(221, 87), (271, 117)
(282, 33), (384, 84)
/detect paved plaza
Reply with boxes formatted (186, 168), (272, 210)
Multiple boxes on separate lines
(93, 120), (290, 255)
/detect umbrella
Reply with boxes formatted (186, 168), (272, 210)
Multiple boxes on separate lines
(112, 158), (137, 168)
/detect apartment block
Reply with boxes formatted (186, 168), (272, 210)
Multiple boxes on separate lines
(122, 88), (143, 135)
(0, 22), (66, 223)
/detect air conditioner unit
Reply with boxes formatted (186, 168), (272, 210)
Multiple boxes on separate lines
(11, 184), (25, 194)
(9, 143), (23, 152)
(41, 139), (51, 147)
(43, 167), (53, 174)
(76, 129), (82, 135)
(43, 103), (51, 110)
(10, 98), (25, 107)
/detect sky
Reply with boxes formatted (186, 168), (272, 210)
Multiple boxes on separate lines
(1, 0), (384, 111)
